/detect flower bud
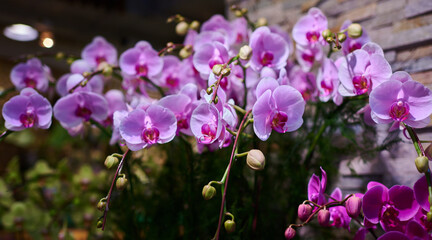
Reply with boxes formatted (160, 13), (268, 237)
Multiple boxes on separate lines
(102, 64), (113, 77)
(322, 29), (332, 39)
(96, 220), (103, 228)
(214, 96), (219, 104)
(224, 219), (236, 233)
(246, 149), (265, 171)
(212, 64), (223, 76)
(104, 155), (119, 169)
(56, 52), (65, 60)
(116, 175), (128, 190)
(221, 67), (231, 78)
(239, 45), (253, 60)
(189, 21), (200, 31)
(347, 23), (362, 38)
(326, 36), (333, 43)
(297, 203), (312, 221)
(428, 211), (432, 222)
(97, 200), (106, 211)
(345, 196), (362, 218)
(318, 209), (330, 226)
(179, 45), (193, 59)
(202, 184), (216, 200)
(234, 10), (243, 17)
(337, 33), (347, 43)
(415, 156), (429, 173)
(175, 21), (189, 36)
(284, 227), (296, 240)
(206, 87), (213, 95)
(256, 17), (268, 27)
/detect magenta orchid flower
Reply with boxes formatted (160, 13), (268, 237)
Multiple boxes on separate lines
(369, 71), (432, 128)
(308, 167), (327, 205)
(288, 66), (318, 101)
(193, 41), (229, 78)
(53, 92), (108, 130)
(249, 26), (289, 72)
(119, 41), (163, 78)
(2, 88), (52, 131)
(81, 36), (117, 68)
(190, 102), (223, 144)
(103, 90), (128, 126)
(252, 77), (305, 141)
(377, 220), (429, 240)
(338, 42), (392, 96)
(119, 104), (177, 151)
(363, 184), (419, 232)
(295, 44), (323, 72)
(11, 58), (50, 92)
(316, 58), (343, 105)
(329, 188), (351, 229)
(292, 7), (328, 47)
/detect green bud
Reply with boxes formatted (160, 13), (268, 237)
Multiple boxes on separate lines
(56, 52), (65, 60)
(234, 10), (243, 17)
(175, 21), (189, 36)
(322, 29), (332, 39)
(202, 184), (216, 200)
(189, 21), (200, 31)
(212, 64), (223, 76)
(214, 96), (219, 104)
(337, 33), (347, 43)
(116, 175), (128, 191)
(221, 67), (231, 78)
(415, 156), (429, 173)
(179, 45), (193, 59)
(97, 200), (106, 211)
(347, 23), (363, 38)
(206, 87), (213, 95)
(428, 212), (432, 222)
(224, 219), (236, 233)
(104, 155), (119, 169)
(239, 45), (253, 60)
(97, 220), (103, 228)
(246, 149), (265, 171)
(326, 36), (334, 43)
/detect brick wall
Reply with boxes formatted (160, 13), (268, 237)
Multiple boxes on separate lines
(225, 0), (432, 88)
(224, 0), (432, 191)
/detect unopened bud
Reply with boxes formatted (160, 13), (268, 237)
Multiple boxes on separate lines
(116, 175), (128, 190)
(97, 200), (106, 211)
(297, 204), (312, 221)
(246, 149), (265, 171)
(284, 227), (296, 240)
(224, 219), (236, 233)
(428, 212), (432, 222)
(202, 184), (216, 200)
(206, 87), (213, 95)
(221, 67), (231, 77)
(256, 17), (268, 27)
(175, 21), (189, 36)
(326, 36), (333, 43)
(239, 45), (253, 60)
(97, 220), (103, 228)
(214, 96), (219, 104)
(318, 209), (330, 226)
(179, 45), (193, 59)
(322, 29), (332, 39)
(337, 33), (347, 43)
(104, 155), (119, 169)
(212, 64), (223, 76)
(347, 23), (363, 38)
(190, 21), (200, 31)
(415, 156), (429, 173)
(345, 196), (362, 218)
(82, 72), (91, 78)
(102, 65), (113, 77)
(241, 8), (248, 15)
(234, 10), (243, 17)
(66, 57), (75, 65)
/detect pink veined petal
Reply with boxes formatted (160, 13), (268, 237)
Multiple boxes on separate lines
(338, 50), (370, 94)
(405, 220), (428, 240)
(377, 231), (409, 240)
(255, 77), (279, 99)
(272, 85), (305, 132)
(361, 42), (384, 57)
(146, 104), (177, 143)
(190, 102), (222, 144)
(403, 81), (432, 120)
(390, 71), (413, 83)
(252, 90), (273, 141)
(414, 175), (430, 211)
(119, 108), (147, 145)
(367, 54), (392, 88)
(2, 95), (30, 129)
(158, 94), (191, 115)
(389, 185), (419, 221)
(330, 187), (342, 201)
(84, 92), (109, 122)
(308, 174), (321, 202)
(320, 166), (327, 193)
(367, 181), (387, 190)
(404, 117), (431, 128)
(363, 185), (388, 224)
(369, 80), (402, 119)
(53, 93), (86, 128)
(30, 94), (52, 129)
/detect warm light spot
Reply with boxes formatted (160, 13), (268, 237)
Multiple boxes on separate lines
(42, 37), (54, 48)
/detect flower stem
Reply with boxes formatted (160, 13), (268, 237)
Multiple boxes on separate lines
(140, 76), (165, 97)
(213, 109), (252, 240)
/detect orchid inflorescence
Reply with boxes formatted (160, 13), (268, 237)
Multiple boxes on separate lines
(1, 5), (432, 239)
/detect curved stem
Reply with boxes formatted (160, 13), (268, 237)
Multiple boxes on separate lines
(0, 130), (13, 142)
(214, 110), (252, 240)
(140, 76), (165, 97)
(69, 70), (104, 93)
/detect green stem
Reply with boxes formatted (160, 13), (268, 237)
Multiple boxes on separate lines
(89, 119), (112, 138)
(0, 87), (15, 98)
(140, 76), (165, 97)
(0, 130), (12, 142)
(235, 151), (249, 158)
